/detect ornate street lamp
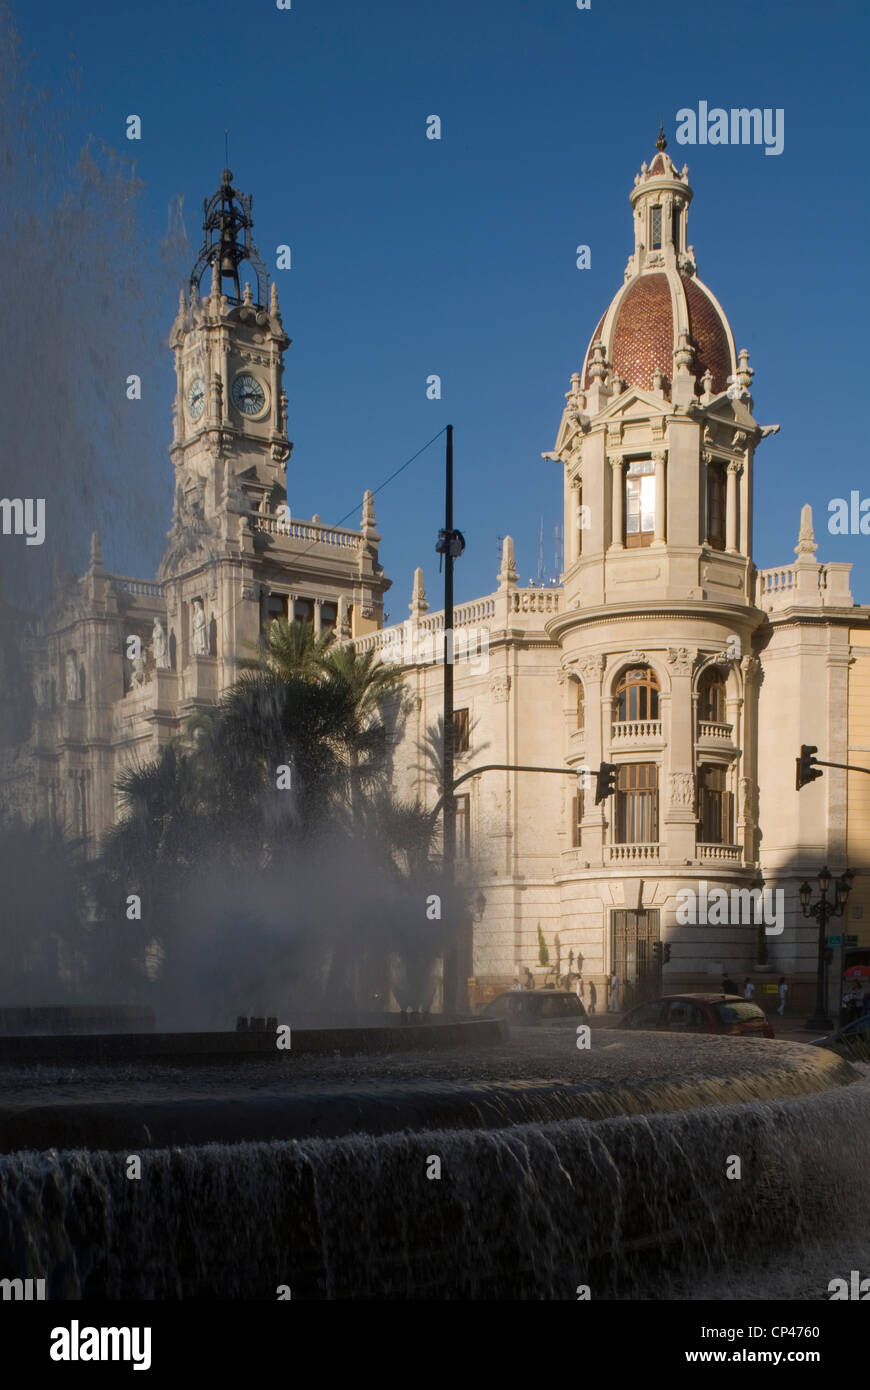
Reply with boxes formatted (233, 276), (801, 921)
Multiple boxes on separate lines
(800, 866), (853, 1030)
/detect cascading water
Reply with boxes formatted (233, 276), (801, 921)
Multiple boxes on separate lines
(2, 1072), (869, 1300)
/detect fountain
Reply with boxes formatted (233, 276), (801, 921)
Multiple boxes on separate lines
(0, 1030), (865, 1300)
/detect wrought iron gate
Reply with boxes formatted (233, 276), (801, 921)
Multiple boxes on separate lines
(612, 909), (661, 1009)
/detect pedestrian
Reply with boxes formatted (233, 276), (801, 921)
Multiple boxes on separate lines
(743, 978), (754, 1001)
(722, 973), (738, 995)
(524, 967), (534, 991)
(575, 975), (585, 1005)
(777, 976), (788, 1016)
(511, 978), (522, 992)
(588, 980), (597, 1015)
(608, 972), (620, 1012)
(845, 980), (863, 1023)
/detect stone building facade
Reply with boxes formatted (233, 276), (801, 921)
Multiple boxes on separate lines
(8, 146), (870, 1015)
(10, 170), (390, 844)
(355, 138), (870, 1012)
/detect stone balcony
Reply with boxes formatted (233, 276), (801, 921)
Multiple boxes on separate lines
(696, 720), (734, 746)
(610, 719), (663, 742)
(607, 843), (661, 862)
(698, 843), (741, 863)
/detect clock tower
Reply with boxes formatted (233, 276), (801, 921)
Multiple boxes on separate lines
(157, 169), (389, 708)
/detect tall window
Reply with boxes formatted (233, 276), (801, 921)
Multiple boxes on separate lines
(455, 793), (471, 857)
(263, 593), (288, 633)
(615, 763), (659, 843)
(707, 463), (726, 551)
(650, 206), (663, 250)
(672, 205), (681, 251)
(615, 666), (660, 723)
(576, 679), (585, 731)
(625, 459), (655, 547)
(572, 791), (584, 848)
(293, 597), (314, 623)
(698, 765), (733, 844)
(698, 669), (727, 724)
(453, 707), (470, 754)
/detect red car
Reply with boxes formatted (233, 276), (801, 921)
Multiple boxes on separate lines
(618, 992), (775, 1039)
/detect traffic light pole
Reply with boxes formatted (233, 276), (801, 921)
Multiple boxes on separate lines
(428, 763), (603, 825)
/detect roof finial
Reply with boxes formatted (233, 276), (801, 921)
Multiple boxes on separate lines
(656, 118), (667, 152)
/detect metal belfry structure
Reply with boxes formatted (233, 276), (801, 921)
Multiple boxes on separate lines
(189, 169), (270, 308)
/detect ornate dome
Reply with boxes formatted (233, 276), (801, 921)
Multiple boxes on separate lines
(580, 139), (737, 399)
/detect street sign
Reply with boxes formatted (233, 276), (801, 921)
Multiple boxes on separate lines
(844, 935), (859, 946)
(827, 935), (842, 947)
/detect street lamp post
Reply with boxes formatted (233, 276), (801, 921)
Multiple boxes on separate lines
(800, 866), (853, 1031)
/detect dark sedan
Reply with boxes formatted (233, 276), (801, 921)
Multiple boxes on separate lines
(617, 992), (775, 1039)
(479, 990), (588, 1026)
(810, 1013), (870, 1056)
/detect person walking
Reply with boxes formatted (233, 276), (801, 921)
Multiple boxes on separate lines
(777, 976), (788, 1016)
(722, 973), (738, 995)
(608, 972), (620, 1012)
(743, 978), (754, 1002)
(511, 978), (522, 992)
(575, 975), (585, 1006)
(588, 980), (597, 1015)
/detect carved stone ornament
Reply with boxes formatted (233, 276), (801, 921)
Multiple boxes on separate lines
(739, 776), (759, 828)
(577, 653), (605, 678)
(490, 672), (511, 703)
(627, 650), (648, 664)
(669, 771), (695, 807)
(741, 654), (762, 685)
(666, 646), (696, 676)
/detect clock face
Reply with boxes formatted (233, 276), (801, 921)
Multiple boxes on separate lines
(187, 377), (206, 420)
(232, 373), (267, 417)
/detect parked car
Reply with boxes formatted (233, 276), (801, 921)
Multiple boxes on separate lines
(617, 993), (775, 1039)
(478, 990), (588, 1026)
(810, 1013), (870, 1056)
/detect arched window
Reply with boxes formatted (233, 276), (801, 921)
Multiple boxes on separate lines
(698, 668), (727, 724)
(615, 666), (660, 723)
(650, 205), (663, 251)
(576, 679), (585, 731)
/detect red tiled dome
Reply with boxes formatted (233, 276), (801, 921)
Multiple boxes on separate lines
(583, 271), (733, 395)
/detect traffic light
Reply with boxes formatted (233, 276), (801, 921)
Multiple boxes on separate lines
(796, 745), (823, 791)
(595, 762), (619, 805)
(663, 943), (671, 964)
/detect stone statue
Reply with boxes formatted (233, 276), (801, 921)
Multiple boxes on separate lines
(65, 652), (78, 702)
(130, 655), (146, 689)
(192, 598), (208, 656)
(152, 618), (169, 670)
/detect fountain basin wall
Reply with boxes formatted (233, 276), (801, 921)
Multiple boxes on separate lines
(0, 1033), (863, 1299)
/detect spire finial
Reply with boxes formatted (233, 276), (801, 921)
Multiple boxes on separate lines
(795, 503), (818, 558)
(656, 118), (667, 152)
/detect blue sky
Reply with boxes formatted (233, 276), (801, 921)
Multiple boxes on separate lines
(11, 0), (869, 612)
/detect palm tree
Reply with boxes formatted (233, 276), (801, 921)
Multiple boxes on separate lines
(238, 616), (333, 681)
(320, 642), (407, 808)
